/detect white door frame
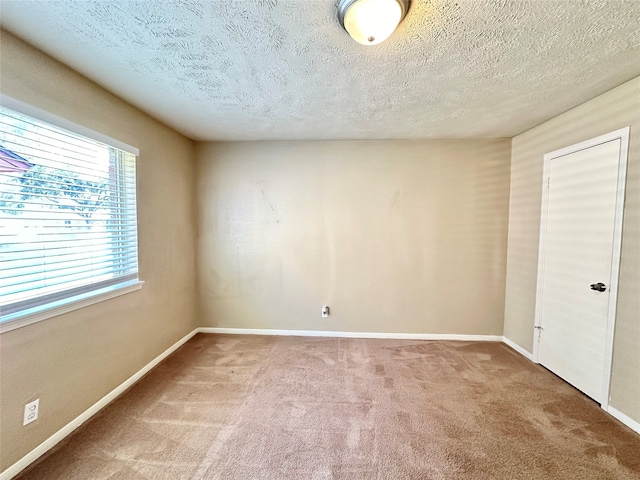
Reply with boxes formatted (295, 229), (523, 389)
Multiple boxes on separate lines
(533, 127), (630, 411)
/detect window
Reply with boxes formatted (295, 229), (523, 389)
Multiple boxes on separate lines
(0, 103), (141, 330)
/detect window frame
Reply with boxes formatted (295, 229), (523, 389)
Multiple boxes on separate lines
(0, 95), (143, 334)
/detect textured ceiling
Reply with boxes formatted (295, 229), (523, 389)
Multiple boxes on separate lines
(1, 0), (639, 141)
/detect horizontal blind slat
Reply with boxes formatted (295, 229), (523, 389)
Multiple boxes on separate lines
(0, 251), (138, 276)
(0, 247), (138, 273)
(0, 114), (108, 148)
(0, 218), (137, 227)
(1, 271), (137, 306)
(0, 244), (136, 262)
(2, 266), (136, 297)
(0, 171), (136, 192)
(1, 259), (139, 289)
(0, 231), (138, 246)
(1, 137), (111, 171)
(0, 150), (134, 184)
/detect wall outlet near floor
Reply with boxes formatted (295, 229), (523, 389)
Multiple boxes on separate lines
(322, 306), (330, 318)
(23, 399), (39, 426)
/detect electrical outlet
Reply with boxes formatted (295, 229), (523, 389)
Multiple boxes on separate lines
(23, 399), (39, 426)
(322, 306), (330, 318)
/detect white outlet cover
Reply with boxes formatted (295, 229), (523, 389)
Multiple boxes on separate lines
(23, 399), (39, 426)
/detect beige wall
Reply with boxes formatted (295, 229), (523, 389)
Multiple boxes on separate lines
(504, 77), (640, 423)
(197, 140), (511, 335)
(0, 31), (198, 470)
(3, 24), (636, 476)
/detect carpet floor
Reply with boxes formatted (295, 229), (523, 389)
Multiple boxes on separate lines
(16, 334), (640, 479)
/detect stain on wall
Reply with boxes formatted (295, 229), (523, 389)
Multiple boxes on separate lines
(197, 139), (511, 335)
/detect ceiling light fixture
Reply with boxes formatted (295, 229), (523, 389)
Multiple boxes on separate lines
(338, 0), (409, 45)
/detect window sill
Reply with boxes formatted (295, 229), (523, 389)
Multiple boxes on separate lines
(0, 280), (144, 334)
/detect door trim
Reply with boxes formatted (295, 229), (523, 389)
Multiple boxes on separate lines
(533, 126), (630, 410)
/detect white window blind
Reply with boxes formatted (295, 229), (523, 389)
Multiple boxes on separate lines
(0, 105), (139, 322)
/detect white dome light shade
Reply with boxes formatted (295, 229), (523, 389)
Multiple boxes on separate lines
(339, 0), (409, 45)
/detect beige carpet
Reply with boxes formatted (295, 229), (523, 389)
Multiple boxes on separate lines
(17, 334), (640, 479)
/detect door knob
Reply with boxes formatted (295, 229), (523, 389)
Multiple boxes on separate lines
(590, 282), (607, 292)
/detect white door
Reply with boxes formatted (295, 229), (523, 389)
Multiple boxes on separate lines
(535, 129), (628, 405)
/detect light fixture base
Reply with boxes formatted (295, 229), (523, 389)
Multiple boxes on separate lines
(338, 0), (410, 45)
(337, 0), (410, 45)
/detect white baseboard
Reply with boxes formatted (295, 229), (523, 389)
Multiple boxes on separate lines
(5, 326), (636, 480)
(607, 406), (640, 435)
(502, 336), (535, 362)
(0, 328), (199, 480)
(500, 337), (640, 435)
(198, 327), (503, 342)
